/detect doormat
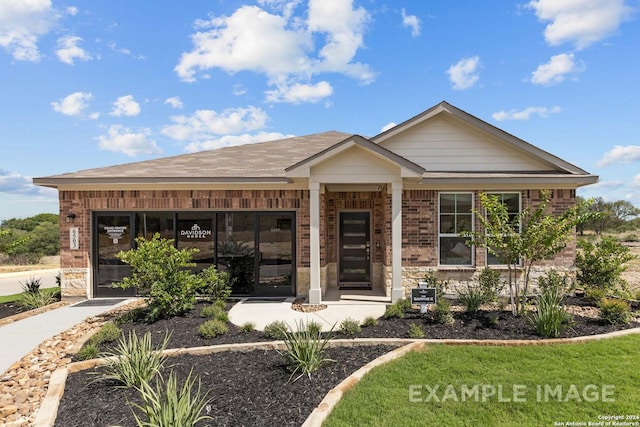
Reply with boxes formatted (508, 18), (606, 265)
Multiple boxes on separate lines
(242, 297), (287, 304)
(72, 298), (127, 307)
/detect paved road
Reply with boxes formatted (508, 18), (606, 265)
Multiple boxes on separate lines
(0, 269), (60, 296)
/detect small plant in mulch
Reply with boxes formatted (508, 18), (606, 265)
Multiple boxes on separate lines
(407, 323), (425, 339)
(362, 316), (378, 327)
(264, 320), (288, 339)
(240, 322), (256, 332)
(18, 290), (56, 310)
(599, 298), (632, 325)
(306, 320), (323, 335)
(199, 304), (229, 322)
(278, 320), (335, 382)
(458, 283), (486, 313)
(97, 330), (170, 388)
(131, 369), (212, 427)
(198, 319), (229, 338)
(432, 299), (454, 325)
(339, 318), (361, 335)
(77, 343), (99, 360)
(528, 290), (573, 338)
(383, 301), (406, 319)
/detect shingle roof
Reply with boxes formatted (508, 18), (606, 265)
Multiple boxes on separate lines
(35, 131), (351, 186)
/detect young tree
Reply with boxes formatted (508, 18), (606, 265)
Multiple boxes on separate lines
(463, 191), (589, 316)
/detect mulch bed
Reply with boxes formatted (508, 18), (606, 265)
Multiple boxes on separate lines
(0, 302), (25, 319)
(42, 297), (640, 425)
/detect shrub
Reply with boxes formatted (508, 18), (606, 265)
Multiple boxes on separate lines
(383, 303), (405, 319)
(408, 323), (425, 339)
(240, 322), (255, 333)
(585, 288), (607, 306)
(458, 284), (485, 313)
(528, 291), (573, 338)
(131, 369), (212, 427)
(395, 298), (412, 312)
(423, 271), (448, 299)
(198, 266), (232, 302)
(478, 267), (504, 302)
(339, 318), (361, 335)
(19, 290), (55, 310)
(264, 320), (288, 340)
(306, 320), (323, 336)
(116, 233), (202, 322)
(198, 319), (229, 338)
(361, 316), (378, 327)
(91, 322), (122, 345)
(599, 298), (632, 325)
(200, 304), (229, 322)
(433, 299), (454, 325)
(77, 343), (99, 360)
(278, 320), (335, 382)
(576, 237), (636, 295)
(98, 331), (170, 388)
(21, 277), (41, 294)
(537, 269), (571, 300)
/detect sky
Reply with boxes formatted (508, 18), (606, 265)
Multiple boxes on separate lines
(1, 0), (639, 220)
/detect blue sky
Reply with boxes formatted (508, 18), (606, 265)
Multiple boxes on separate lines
(1, 0), (639, 220)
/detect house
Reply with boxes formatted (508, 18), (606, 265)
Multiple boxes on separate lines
(34, 101), (598, 303)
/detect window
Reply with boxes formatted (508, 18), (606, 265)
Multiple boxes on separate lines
(486, 192), (521, 265)
(439, 193), (473, 266)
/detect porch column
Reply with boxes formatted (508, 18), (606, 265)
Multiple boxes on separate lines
(391, 181), (404, 302)
(309, 181), (322, 304)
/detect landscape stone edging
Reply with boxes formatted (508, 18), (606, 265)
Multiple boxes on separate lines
(0, 301), (69, 327)
(35, 327), (640, 427)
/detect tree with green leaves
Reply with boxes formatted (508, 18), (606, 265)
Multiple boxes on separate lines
(462, 191), (590, 316)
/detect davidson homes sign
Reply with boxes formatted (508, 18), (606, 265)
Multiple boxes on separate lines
(180, 223), (212, 239)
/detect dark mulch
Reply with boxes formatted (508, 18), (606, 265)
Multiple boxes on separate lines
(0, 301), (25, 319)
(48, 298), (640, 425)
(55, 345), (397, 427)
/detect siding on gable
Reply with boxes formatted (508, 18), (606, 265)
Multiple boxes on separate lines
(311, 145), (401, 183)
(379, 115), (556, 172)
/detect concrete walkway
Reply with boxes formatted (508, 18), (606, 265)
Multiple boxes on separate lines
(0, 299), (134, 376)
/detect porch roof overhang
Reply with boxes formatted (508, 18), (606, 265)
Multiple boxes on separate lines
(418, 172), (599, 187)
(285, 134), (425, 179)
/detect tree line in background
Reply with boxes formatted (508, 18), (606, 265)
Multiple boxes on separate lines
(0, 197), (638, 265)
(0, 213), (59, 264)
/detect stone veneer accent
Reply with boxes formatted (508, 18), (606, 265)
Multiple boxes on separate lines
(58, 188), (577, 300)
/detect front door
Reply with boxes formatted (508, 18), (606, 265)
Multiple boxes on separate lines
(338, 211), (371, 289)
(94, 213), (136, 297)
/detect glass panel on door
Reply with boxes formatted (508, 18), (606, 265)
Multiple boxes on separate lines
(95, 214), (135, 297)
(177, 213), (215, 272)
(339, 212), (371, 288)
(216, 213), (256, 295)
(257, 214), (294, 296)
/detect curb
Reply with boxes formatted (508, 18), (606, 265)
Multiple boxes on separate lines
(35, 327), (640, 427)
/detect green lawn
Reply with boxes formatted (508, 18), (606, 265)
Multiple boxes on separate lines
(325, 335), (640, 427)
(0, 287), (59, 304)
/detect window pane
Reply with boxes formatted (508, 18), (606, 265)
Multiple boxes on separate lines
(440, 194), (456, 213)
(503, 193), (520, 213)
(456, 214), (472, 233)
(440, 215), (455, 234)
(216, 213), (255, 294)
(440, 236), (471, 265)
(177, 213), (214, 267)
(456, 194), (472, 213)
(136, 212), (174, 241)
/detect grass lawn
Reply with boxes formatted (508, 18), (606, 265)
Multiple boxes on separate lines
(325, 335), (640, 427)
(0, 287), (59, 304)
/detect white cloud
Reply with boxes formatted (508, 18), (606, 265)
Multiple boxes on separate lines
(596, 145), (640, 168)
(380, 122), (396, 133)
(66, 6), (78, 16)
(492, 106), (561, 121)
(164, 96), (184, 109)
(185, 131), (293, 153)
(631, 174), (640, 188)
(55, 35), (91, 65)
(446, 56), (480, 90)
(527, 0), (633, 49)
(51, 91), (97, 118)
(401, 8), (421, 37)
(110, 95), (141, 117)
(97, 125), (162, 157)
(161, 106), (269, 142)
(530, 52), (584, 85)
(232, 84), (247, 96)
(265, 81), (333, 103)
(0, 168), (40, 195)
(175, 1), (373, 103)
(0, 0), (59, 61)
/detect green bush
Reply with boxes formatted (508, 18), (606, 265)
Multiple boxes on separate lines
(383, 303), (405, 319)
(478, 267), (504, 302)
(116, 233), (202, 322)
(76, 343), (99, 360)
(433, 299), (454, 325)
(576, 237), (636, 295)
(537, 269), (571, 300)
(240, 322), (255, 333)
(198, 265), (232, 302)
(19, 290), (55, 310)
(278, 320), (335, 382)
(408, 323), (425, 338)
(528, 291), (573, 338)
(361, 316), (378, 327)
(396, 298), (412, 311)
(599, 298), (632, 325)
(98, 331), (170, 388)
(264, 320), (288, 340)
(585, 288), (607, 306)
(90, 322), (122, 345)
(423, 271), (448, 299)
(306, 320), (323, 336)
(131, 369), (212, 427)
(458, 284), (485, 313)
(339, 318), (361, 335)
(198, 319), (229, 338)
(199, 304), (229, 322)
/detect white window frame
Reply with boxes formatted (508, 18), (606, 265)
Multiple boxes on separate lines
(485, 191), (522, 267)
(438, 192), (474, 267)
